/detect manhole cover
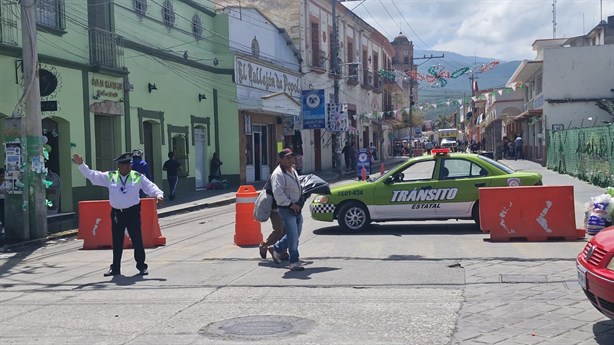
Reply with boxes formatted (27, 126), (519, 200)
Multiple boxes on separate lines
(200, 315), (315, 340)
(500, 274), (549, 283)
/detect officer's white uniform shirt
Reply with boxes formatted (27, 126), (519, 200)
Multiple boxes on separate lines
(78, 163), (163, 209)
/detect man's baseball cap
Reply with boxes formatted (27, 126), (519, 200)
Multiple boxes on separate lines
(278, 148), (294, 159)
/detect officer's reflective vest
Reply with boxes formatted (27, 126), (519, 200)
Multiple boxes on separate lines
(108, 170), (142, 184)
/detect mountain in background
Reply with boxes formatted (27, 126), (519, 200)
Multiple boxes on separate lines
(413, 50), (522, 120)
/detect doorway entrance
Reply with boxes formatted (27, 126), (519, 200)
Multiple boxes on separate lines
(194, 127), (207, 189)
(246, 124), (270, 183)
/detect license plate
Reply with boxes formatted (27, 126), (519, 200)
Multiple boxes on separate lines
(577, 264), (587, 290)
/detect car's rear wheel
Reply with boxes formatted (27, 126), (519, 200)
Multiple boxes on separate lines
(337, 201), (371, 231)
(472, 201), (481, 227)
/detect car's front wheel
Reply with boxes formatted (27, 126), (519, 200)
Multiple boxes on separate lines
(337, 201), (371, 231)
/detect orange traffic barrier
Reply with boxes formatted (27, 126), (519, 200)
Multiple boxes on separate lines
(140, 198), (166, 247)
(77, 199), (165, 249)
(361, 166), (367, 181)
(380, 162), (385, 175)
(235, 185), (262, 246)
(479, 185), (586, 241)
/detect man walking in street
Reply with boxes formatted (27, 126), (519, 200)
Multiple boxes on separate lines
(72, 152), (164, 277)
(268, 148), (305, 271)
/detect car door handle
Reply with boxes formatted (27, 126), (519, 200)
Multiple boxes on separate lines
(475, 183), (486, 187)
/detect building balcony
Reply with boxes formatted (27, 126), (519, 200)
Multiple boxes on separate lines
(89, 27), (125, 70)
(361, 71), (373, 90)
(347, 63), (359, 85)
(0, 3), (19, 45)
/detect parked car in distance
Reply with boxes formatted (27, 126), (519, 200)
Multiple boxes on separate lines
(577, 226), (614, 320)
(310, 149), (543, 231)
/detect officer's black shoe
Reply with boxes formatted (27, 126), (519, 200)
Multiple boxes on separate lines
(103, 269), (120, 277)
(138, 268), (149, 276)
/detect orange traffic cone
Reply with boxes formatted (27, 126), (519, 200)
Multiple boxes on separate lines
(361, 166), (367, 181)
(380, 162), (385, 175)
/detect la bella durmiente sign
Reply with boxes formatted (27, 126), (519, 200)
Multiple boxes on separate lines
(235, 57), (301, 97)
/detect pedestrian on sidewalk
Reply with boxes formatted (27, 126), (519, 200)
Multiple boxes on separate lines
(72, 152), (164, 277)
(131, 149), (152, 180)
(163, 151), (182, 200)
(268, 148), (305, 271)
(209, 152), (223, 182)
(341, 141), (351, 171)
(514, 134), (524, 160)
(0, 168), (5, 236)
(131, 149), (152, 198)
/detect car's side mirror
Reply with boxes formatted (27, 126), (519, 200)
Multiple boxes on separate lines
(384, 176), (394, 185)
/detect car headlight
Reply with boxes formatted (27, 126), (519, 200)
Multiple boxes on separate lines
(314, 195), (329, 203)
(608, 257), (614, 271)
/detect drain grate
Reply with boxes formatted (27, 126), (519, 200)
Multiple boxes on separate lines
(200, 315), (315, 340)
(500, 274), (549, 283)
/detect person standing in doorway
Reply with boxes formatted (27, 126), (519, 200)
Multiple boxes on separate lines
(163, 151), (181, 201)
(72, 152), (164, 277)
(514, 134), (524, 160)
(268, 149), (305, 271)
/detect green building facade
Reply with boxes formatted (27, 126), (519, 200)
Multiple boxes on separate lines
(1, 0), (239, 216)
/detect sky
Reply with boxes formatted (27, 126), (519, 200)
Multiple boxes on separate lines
(342, 0), (614, 61)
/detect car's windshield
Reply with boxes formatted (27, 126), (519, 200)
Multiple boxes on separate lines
(477, 155), (515, 173)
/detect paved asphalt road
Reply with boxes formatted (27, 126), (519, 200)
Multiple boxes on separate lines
(1, 159), (613, 344)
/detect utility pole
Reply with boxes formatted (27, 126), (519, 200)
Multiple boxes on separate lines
(331, 0), (342, 173)
(20, 0), (47, 240)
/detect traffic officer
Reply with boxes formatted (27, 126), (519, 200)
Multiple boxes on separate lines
(72, 152), (164, 277)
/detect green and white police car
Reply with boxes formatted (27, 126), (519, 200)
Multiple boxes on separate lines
(310, 149), (543, 231)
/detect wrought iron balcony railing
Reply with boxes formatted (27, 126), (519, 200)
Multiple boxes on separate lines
(89, 27), (125, 69)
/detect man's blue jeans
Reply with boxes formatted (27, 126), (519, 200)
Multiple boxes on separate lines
(274, 207), (303, 264)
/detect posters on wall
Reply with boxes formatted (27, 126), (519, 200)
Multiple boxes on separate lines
(4, 142), (23, 194)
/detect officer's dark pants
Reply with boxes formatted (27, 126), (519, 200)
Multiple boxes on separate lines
(110, 203), (147, 272)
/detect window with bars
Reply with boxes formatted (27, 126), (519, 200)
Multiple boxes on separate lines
(134, 0), (147, 17)
(37, 0), (65, 30)
(192, 13), (202, 39)
(310, 22), (320, 67)
(162, 0), (175, 28)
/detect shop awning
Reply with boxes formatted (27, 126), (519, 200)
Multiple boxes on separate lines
(514, 109), (542, 120)
(237, 92), (301, 116)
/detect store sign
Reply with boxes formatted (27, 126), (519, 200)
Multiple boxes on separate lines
(91, 74), (123, 100)
(235, 57), (301, 97)
(301, 89), (326, 129)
